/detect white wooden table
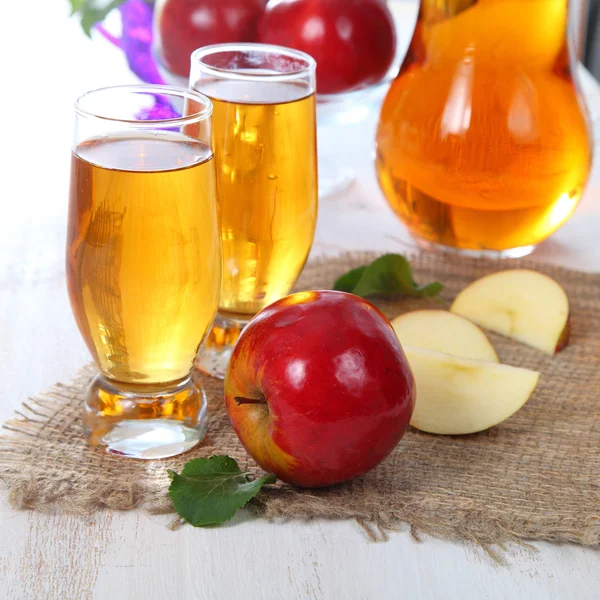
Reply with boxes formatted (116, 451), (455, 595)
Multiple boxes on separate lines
(1, 2), (599, 598)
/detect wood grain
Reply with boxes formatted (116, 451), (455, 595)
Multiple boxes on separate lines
(2, 503), (600, 599)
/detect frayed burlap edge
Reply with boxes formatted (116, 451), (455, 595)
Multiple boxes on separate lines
(2, 251), (600, 559)
(0, 366), (170, 515)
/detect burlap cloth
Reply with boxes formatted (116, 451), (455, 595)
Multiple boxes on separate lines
(1, 252), (599, 552)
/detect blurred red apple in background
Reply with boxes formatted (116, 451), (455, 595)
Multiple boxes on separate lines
(225, 290), (415, 488)
(258, 0), (397, 94)
(155, 0), (267, 77)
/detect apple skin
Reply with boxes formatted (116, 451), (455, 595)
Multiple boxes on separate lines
(224, 290), (415, 488)
(257, 0), (397, 94)
(155, 0), (267, 77)
(555, 317), (571, 353)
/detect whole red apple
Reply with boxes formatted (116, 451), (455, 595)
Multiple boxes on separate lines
(258, 0), (397, 94)
(155, 0), (267, 77)
(224, 290), (415, 488)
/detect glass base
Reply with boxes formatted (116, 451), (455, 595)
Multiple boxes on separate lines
(83, 374), (208, 459)
(196, 313), (248, 380)
(413, 236), (537, 259)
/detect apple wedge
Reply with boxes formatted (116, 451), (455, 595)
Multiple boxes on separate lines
(404, 346), (539, 435)
(391, 310), (499, 362)
(450, 269), (570, 354)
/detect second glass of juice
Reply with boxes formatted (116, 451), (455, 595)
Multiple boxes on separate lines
(190, 44), (318, 378)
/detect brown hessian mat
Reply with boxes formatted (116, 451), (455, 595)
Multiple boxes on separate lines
(1, 252), (599, 554)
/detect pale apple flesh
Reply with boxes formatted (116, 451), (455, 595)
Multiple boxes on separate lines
(450, 269), (570, 354)
(404, 346), (540, 435)
(391, 310), (499, 362)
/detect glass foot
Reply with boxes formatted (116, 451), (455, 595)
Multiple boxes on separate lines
(83, 374), (208, 459)
(196, 313), (247, 380)
(413, 236), (537, 259)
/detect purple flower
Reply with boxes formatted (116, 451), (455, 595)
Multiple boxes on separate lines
(96, 0), (181, 120)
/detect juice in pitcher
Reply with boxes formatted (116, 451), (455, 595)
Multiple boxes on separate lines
(376, 0), (592, 255)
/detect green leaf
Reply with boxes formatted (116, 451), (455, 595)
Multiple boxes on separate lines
(168, 455), (277, 527)
(333, 265), (367, 293)
(69, 0), (85, 14)
(333, 254), (443, 299)
(69, 0), (127, 37)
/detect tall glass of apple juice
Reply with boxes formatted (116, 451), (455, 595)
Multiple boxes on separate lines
(67, 85), (221, 458)
(190, 43), (318, 379)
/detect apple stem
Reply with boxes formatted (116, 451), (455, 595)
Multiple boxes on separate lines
(234, 396), (267, 406)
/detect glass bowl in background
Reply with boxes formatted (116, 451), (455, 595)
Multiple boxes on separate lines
(313, 1), (416, 196)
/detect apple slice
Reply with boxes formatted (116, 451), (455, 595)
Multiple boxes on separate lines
(405, 346), (539, 435)
(450, 269), (569, 354)
(391, 310), (499, 362)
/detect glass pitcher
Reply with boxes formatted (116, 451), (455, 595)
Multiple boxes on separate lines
(376, 0), (593, 257)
